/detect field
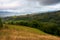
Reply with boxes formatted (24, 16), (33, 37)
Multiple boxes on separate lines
(0, 24), (60, 40)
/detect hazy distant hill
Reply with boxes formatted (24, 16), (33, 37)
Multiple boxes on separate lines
(3, 11), (60, 22)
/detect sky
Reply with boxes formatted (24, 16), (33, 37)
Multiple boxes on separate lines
(0, 0), (60, 17)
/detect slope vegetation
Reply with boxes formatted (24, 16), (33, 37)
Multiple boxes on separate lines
(0, 25), (60, 40)
(3, 11), (60, 36)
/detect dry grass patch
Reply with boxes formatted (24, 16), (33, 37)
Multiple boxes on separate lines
(0, 25), (60, 40)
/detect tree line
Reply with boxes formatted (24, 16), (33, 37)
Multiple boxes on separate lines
(4, 11), (60, 36)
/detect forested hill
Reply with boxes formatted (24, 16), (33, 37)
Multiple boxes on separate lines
(3, 11), (60, 22)
(3, 11), (60, 36)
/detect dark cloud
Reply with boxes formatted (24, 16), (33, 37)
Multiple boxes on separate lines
(28, 0), (60, 5)
(40, 0), (60, 5)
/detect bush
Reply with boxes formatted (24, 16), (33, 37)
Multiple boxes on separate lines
(7, 20), (60, 36)
(0, 18), (3, 28)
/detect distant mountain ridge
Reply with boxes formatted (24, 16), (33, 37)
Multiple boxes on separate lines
(3, 10), (60, 21)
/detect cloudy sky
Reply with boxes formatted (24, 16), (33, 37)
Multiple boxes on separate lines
(0, 0), (60, 17)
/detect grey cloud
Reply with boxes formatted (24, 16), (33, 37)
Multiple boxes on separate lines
(28, 0), (60, 5)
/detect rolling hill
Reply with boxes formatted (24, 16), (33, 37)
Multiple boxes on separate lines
(3, 11), (60, 36)
(0, 24), (60, 40)
(1, 11), (60, 40)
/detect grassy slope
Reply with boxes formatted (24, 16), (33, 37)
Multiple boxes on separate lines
(0, 25), (60, 40)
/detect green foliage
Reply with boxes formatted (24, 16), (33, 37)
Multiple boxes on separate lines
(39, 22), (59, 35)
(4, 11), (60, 36)
(0, 18), (3, 28)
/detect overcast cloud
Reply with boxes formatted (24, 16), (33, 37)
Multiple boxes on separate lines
(0, 0), (60, 17)
(28, 0), (60, 5)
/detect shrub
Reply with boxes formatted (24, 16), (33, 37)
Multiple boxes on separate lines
(0, 18), (3, 28)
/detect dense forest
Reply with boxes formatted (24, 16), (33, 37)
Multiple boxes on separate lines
(3, 11), (60, 36)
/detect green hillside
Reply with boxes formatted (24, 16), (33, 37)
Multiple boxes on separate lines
(3, 11), (60, 36)
(3, 11), (60, 21)
(0, 11), (60, 40)
(0, 24), (60, 40)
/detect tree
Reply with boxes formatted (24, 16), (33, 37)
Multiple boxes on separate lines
(0, 18), (3, 28)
